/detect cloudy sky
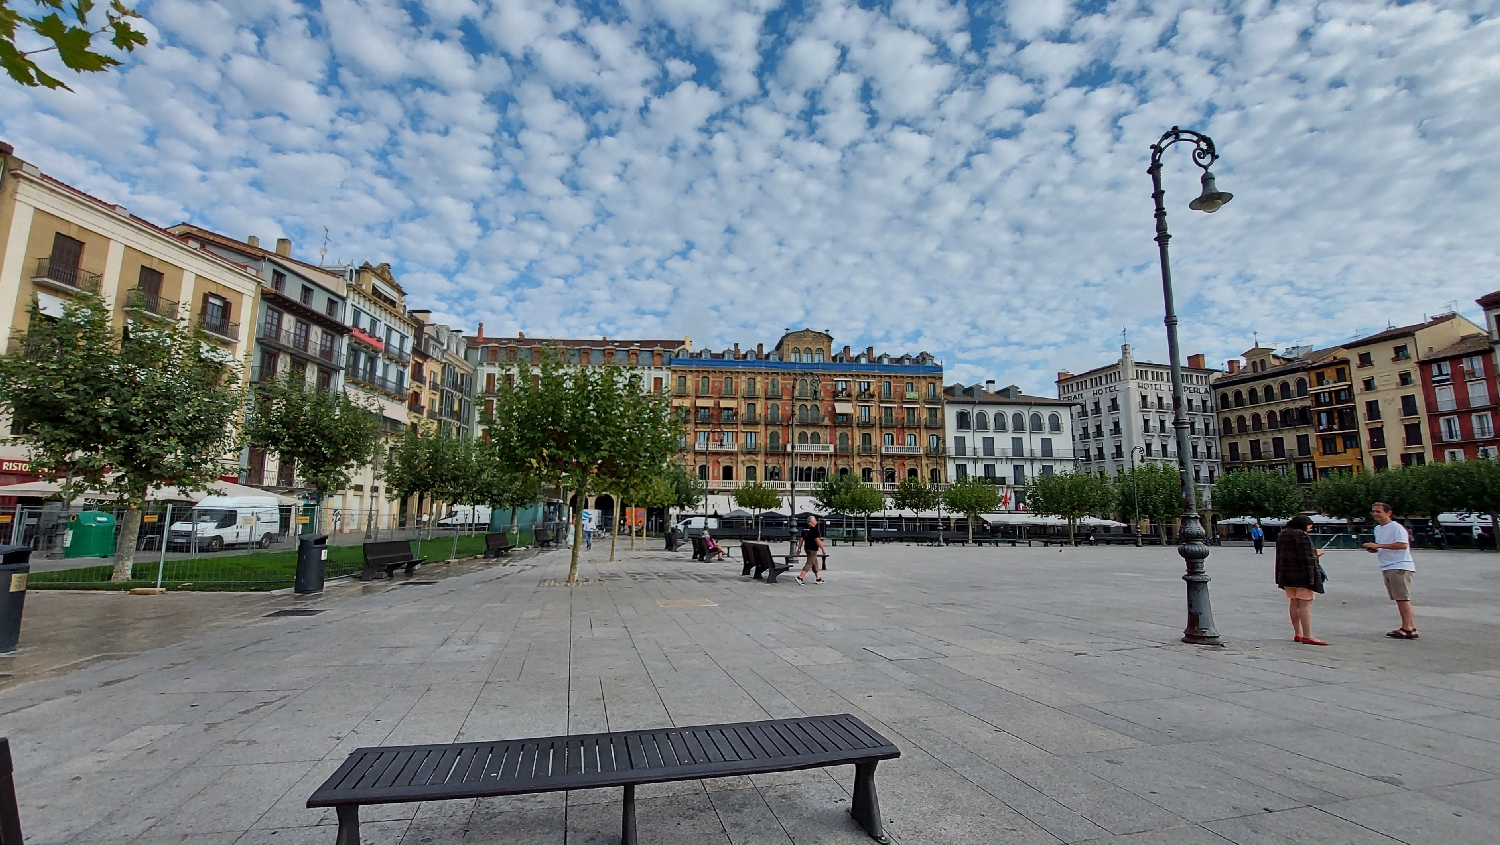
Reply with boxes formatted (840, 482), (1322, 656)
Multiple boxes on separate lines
(3, 0), (1498, 392)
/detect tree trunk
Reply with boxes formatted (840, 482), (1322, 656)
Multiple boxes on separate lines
(509, 507), (519, 541)
(1159, 519), (1169, 545)
(609, 501), (619, 561)
(110, 505), (143, 582)
(1489, 512), (1498, 552)
(629, 504), (637, 550)
(567, 485), (586, 583)
(1068, 518), (1076, 546)
(967, 514), (974, 542)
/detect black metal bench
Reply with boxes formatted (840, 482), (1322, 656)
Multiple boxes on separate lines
(308, 714), (898, 845)
(483, 532), (512, 557)
(740, 541), (790, 583)
(0, 738), (23, 845)
(359, 540), (426, 580)
(533, 526), (557, 548)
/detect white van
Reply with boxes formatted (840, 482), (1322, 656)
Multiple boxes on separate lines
(438, 505), (492, 528)
(673, 516), (718, 535)
(168, 496), (283, 552)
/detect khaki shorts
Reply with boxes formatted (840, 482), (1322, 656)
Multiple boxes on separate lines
(1383, 569), (1414, 602)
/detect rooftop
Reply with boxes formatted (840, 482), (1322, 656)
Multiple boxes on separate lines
(943, 384), (1076, 406)
(1420, 333), (1492, 362)
(1344, 312), (1462, 347)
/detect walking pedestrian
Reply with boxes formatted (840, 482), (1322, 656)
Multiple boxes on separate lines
(795, 514), (826, 585)
(583, 521), (594, 550)
(1275, 515), (1326, 645)
(1250, 521), (1265, 554)
(1364, 502), (1418, 639)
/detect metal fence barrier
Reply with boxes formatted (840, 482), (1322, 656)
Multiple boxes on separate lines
(0, 503), (564, 591)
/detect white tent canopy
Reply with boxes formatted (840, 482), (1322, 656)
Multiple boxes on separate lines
(982, 513), (1126, 528)
(0, 480), (299, 506)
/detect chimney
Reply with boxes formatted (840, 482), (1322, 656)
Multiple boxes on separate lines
(1187, 353), (1205, 369)
(756, 343), (764, 356)
(843, 345), (851, 358)
(865, 346), (874, 360)
(733, 343), (740, 357)
(275, 238), (291, 257)
(1227, 360), (1240, 374)
(1057, 371), (1072, 382)
(985, 379), (996, 393)
(477, 322), (484, 341)
(247, 235), (260, 248)
(518, 331), (525, 339)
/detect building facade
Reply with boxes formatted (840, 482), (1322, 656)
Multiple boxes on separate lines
(944, 383), (1077, 509)
(167, 226), (351, 488)
(1056, 344), (1221, 487)
(1420, 333), (1500, 462)
(670, 330), (945, 497)
(0, 144), (260, 485)
(1214, 345), (1337, 484)
(408, 310), (474, 439)
(1347, 314), (1481, 470)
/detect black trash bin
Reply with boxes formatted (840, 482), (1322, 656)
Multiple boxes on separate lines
(0, 545), (31, 653)
(294, 534), (329, 594)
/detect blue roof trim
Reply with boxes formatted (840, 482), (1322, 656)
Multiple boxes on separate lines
(667, 357), (942, 375)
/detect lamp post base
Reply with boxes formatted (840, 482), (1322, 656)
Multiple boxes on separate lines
(1178, 509), (1223, 646)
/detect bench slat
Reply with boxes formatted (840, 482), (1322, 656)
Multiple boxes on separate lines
(391, 749), (431, 788)
(803, 718), (854, 753)
(331, 752), (380, 792)
(354, 751), (402, 791)
(480, 743), (511, 782)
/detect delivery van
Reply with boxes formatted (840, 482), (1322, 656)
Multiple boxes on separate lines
(438, 505), (492, 528)
(168, 496), (283, 551)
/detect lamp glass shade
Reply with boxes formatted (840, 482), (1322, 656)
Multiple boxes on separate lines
(1189, 170), (1232, 213)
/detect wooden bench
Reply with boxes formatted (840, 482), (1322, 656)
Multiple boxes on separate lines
(359, 540), (426, 581)
(533, 526), (557, 548)
(740, 541), (789, 583)
(483, 532), (512, 557)
(0, 738), (23, 845)
(308, 714), (899, 845)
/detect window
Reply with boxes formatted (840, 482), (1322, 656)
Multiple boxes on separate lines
(271, 269), (287, 292)
(1445, 449), (1465, 462)
(768, 431), (781, 450)
(955, 464), (968, 479)
(325, 298), (340, 319)
(952, 435), (967, 456)
(1296, 434), (1311, 456)
(974, 411), (988, 430)
(1234, 390), (1244, 407)
(882, 381), (892, 398)
(1321, 435), (1339, 455)
(300, 285), (314, 305)
(1012, 412), (1026, 431)
(882, 407), (894, 426)
(862, 467), (874, 482)
(1249, 440), (1262, 459)
(1432, 385), (1456, 412)
(1441, 416), (1461, 442)
(1248, 388), (1259, 404)
(1357, 351), (1373, 367)
(1109, 398), (1119, 412)
(906, 434), (917, 447)
(1465, 355), (1486, 380)
(1013, 465), (1026, 484)
(1399, 371), (1413, 386)
(1373, 455), (1389, 470)
(993, 412), (1007, 431)
(1400, 452), (1425, 467)
(1251, 413), (1263, 431)
(1365, 399), (1383, 420)
(1400, 395), (1419, 417)
(1143, 416), (1151, 433)
(1040, 438), (1053, 457)
(1432, 361), (1452, 383)
(982, 437), (995, 457)
(861, 432), (872, 448)
(1368, 427), (1386, 448)
(137, 265), (163, 296)
(1279, 382), (1292, 400)
(1236, 416), (1247, 434)
(1468, 379), (1490, 407)
(1296, 378), (1308, 397)
(859, 405), (871, 423)
(883, 433), (894, 446)
(1011, 437), (1024, 456)
(722, 376), (734, 395)
(957, 411), (971, 430)
(1362, 377), (1376, 391)
(1404, 422), (1423, 446)
(1030, 413), (1043, 431)
(1474, 412), (1494, 439)
(1393, 344), (1410, 361)
(1272, 437), (1285, 458)
(929, 434), (940, 451)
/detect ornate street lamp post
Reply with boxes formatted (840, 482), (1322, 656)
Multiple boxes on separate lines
(1148, 126), (1233, 646)
(1129, 445), (1145, 547)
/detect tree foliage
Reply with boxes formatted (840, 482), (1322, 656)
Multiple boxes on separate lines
(811, 471), (863, 513)
(942, 477), (1001, 541)
(664, 461), (707, 511)
(1, 0), (148, 89)
(1024, 470), (1114, 543)
(1113, 462), (1183, 542)
(733, 482), (781, 539)
(0, 297), (243, 580)
(1210, 469), (1305, 520)
(243, 372), (382, 506)
(890, 476), (941, 513)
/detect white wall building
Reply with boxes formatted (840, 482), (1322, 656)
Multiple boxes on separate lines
(1056, 343), (1222, 488)
(944, 383), (1078, 510)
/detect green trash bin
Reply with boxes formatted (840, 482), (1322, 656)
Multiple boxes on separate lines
(64, 511), (117, 558)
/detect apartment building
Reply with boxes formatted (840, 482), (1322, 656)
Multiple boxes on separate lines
(0, 144), (260, 484)
(670, 330), (945, 499)
(1214, 345), (1340, 484)
(1420, 333), (1500, 462)
(1346, 314), (1481, 470)
(1056, 344), (1221, 487)
(944, 382), (1077, 509)
(408, 310), (474, 439)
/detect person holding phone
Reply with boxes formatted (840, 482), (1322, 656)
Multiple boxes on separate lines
(1275, 515), (1327, 645)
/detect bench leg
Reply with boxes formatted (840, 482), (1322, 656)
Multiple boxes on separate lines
(405, 562), (419, 576)
(335, 805), (360, 845)
(850, 761), (888, 843)
(621, 783), (638, 845)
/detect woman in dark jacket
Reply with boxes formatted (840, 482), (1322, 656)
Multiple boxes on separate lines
(1275, 515), (1327, 645)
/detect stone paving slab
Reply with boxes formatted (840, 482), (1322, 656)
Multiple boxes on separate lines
(1, 542), (1499, 844)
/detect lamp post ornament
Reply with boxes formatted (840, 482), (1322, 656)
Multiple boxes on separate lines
(1148, 126), (1233, 646)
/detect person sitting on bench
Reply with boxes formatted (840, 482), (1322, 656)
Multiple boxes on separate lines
(701, 529), (727, 562)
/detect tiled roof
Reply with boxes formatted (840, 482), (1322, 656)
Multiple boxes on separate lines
(1420, 333), (1492, 362)
(1212, 346), (1343, 387)
(943, 385), (1077, 406)
(168, 224), (344, 282)
(1345, 312), (1461, 347)
(466, 336), (687, 348)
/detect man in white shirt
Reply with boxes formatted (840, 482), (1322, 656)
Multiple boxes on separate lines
(1363, 501), (1418, 639)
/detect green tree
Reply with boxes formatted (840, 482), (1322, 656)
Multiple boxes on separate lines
(841, 482), (886, 545)
(942, 477), (1001, 542)
(1114, 462), (1183, 543)
(244, 373), (382, 529)
(665, 461), (707, 512)
(2, 0), (147, 89)
(733, 482), (782, 539)
(1210, 469), (1306, 520)
(1309, 469), (1373, 534)
(891, 476), (941, 525)
(383, 422), (438, 535)
(596, 385), (679, 562)
(1450, 458), (1500, 551)
(811, 471), (863, 512)
(1025, 470), (1114, 544)
(0, 297), (243, 581)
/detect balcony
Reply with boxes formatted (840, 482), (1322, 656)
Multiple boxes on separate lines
(859, 446), (876, 455)
(857, 418), (876, 427)
(742, 442), (761, 453)
(123, 287), (178, 320)
(693, 442), (738, 452)
(742, 413), (760, 425)
(794, 443), (834, 454)
(882, 445), (922, 455)
(927, 446), (947, 456)
(388, 345), (411, 365)
(348, 368), (405, 396)
(31, 258), (101, 295)
(408, 400), (426, 415)
(197, 313), (240, 343)
(836, 444), (852, 454)
(923, 417), (942, 428)
(350, 328), (385, 352)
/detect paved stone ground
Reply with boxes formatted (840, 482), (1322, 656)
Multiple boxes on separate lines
(1, 541), (1498, 845)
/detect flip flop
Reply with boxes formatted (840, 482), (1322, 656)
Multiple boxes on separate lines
(1386, 628), (1419, 639)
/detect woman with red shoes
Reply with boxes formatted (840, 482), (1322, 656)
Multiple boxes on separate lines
(1275, 514), (1328, 645)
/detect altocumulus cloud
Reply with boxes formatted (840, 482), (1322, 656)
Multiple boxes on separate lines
(2, 0), (1498, 390)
